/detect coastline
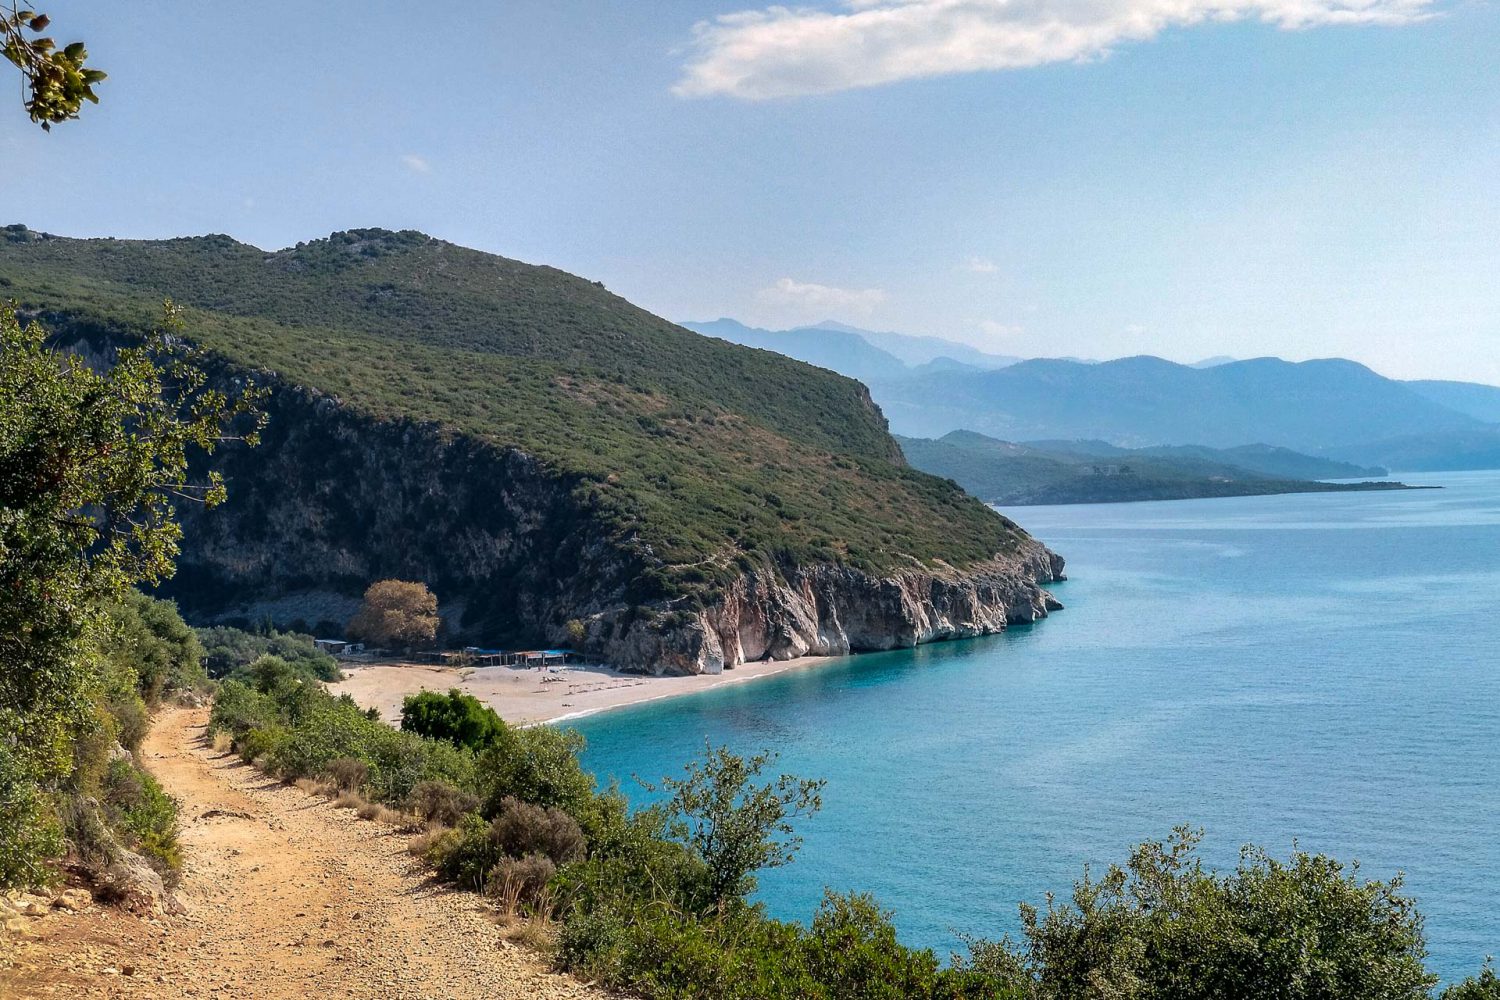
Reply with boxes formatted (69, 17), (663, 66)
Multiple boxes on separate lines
(329, 654), (848, 728)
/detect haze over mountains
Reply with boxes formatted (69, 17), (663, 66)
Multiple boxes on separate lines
(686, 319), (1500, 472)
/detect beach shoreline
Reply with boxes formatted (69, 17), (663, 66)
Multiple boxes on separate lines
(328, 653), (849, 727)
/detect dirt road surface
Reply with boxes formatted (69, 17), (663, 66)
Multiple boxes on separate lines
(0, 708), (609, 999)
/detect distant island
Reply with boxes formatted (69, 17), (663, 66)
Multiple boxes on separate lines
(898, 431), (1424, 506)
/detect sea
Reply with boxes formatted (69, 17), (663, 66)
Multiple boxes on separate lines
(569, 469), (1500, 983)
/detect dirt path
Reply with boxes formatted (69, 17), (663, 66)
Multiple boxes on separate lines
(1, 708), (609, 999)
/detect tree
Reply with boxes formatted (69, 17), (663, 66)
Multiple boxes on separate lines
(346, 579), (440, 651)
(0, 303), (260, 884)
(2, 6), (105, 129)
(979, 826), (1440, 1000)
(654, 744), (824, 908)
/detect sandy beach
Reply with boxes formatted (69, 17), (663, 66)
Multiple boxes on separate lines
(329, 654), (847, 727)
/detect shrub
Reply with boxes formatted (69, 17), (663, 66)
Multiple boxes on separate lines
(101, 759), (181, 882)
(0, 742), (63, 888)
(801, 892), (946, 1000)
(476, 724), (596, 821)
(237, 725), (289, 765)
(401, 689), (506, 751)
(406, 779), (479, 827)
(490, 796), (586, 866)
(197, 624), (342, 682)
(325, 756), (369, 792)
(107, 692), (150, 757)
(485, 853), (557, 909)
(1444, 963), (1500, 1000)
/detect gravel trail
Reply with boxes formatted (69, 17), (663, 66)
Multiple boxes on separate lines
(1, 707), (610, 999)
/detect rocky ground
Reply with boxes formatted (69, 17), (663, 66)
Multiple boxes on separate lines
(0, 708), (611, 999)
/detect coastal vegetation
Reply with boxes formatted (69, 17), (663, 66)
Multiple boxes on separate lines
(205, 664), (1499, 999)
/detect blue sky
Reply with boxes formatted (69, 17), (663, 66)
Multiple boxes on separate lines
(4, 0), (1497, 381)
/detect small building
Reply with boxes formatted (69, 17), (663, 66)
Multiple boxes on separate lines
(313, 639), (366, 657)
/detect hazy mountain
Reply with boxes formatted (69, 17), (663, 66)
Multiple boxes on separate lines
(870, 355), (1484, 452)
(810, 321), (1023, 369)
(898, 430), (1413, 506)
(1191, 355), (1238, 368)
(1405, 379), (1500, 424)
(1321, 427), (1500, 473)
(1026, 440), (1387, 479)
(683, 318), (911, 383)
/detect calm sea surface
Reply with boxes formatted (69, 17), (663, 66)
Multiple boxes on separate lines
(570, 470), (1500, 982)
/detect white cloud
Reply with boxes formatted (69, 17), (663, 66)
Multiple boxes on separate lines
(674, 0), (1436, 100)
(400, 154), (432, 174)
(755, 277), (888, 320)
(978, 319), (1024, 341)
(963, 255), (999, 274)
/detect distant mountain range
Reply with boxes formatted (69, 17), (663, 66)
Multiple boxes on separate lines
(682, 319), (1500, 472)
(899, 431), (1415, 506)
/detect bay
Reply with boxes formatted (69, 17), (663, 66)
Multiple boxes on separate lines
(571, 469), (1500, 982)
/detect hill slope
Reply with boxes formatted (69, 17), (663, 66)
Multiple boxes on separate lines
(1405, 379), (1500, 424)
(0, 226), (1062, 673)
(871, 355), (1483, 450)
(899, 431), (1414, 506)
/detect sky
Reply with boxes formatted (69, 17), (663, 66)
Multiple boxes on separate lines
(3, 0), (1498, 382)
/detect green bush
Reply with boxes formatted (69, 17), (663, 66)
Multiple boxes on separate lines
(197, 624), (342, 681)
(101, 758), (182, 882)
(1444, 963), (1500, 1000)
(0, 742), (63, 888)
(401, 688), (507, 750)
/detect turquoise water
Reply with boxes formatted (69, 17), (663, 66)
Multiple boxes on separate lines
(570, 470), (1500, 982)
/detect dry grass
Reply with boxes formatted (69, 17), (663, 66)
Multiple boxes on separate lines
(356, 801), (406, 824)
(407, 824), (452, 860)
(294, 777), (339, 798)
(210, 730), (232, 754)
(495, 886), (560, 953)
(333, 791), (364, 810)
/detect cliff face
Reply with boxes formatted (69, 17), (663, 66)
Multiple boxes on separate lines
(606, 551), (1066, 675)
(48, 311), (1065, 678)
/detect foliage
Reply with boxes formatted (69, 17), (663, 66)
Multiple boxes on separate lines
(654, 744), (825, 908)
(0, 302), (257, 887)
(991, 826), (1438, 1000)
(1, 7), (105, 129)
(1443, 963), (1500, 1000)
(102, 591), (207, 705)
(401, 688), (506, 751)
(347, 579), (440, 651)
(196, 624), (341, 681)
(100, 757), (181, 881)
(489, 796), (586, 865)
(476, 722), (597, 822)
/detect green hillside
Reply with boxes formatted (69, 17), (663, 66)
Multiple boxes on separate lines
(0, 226), (1024, 592)
(899, 430), (1417, 506)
